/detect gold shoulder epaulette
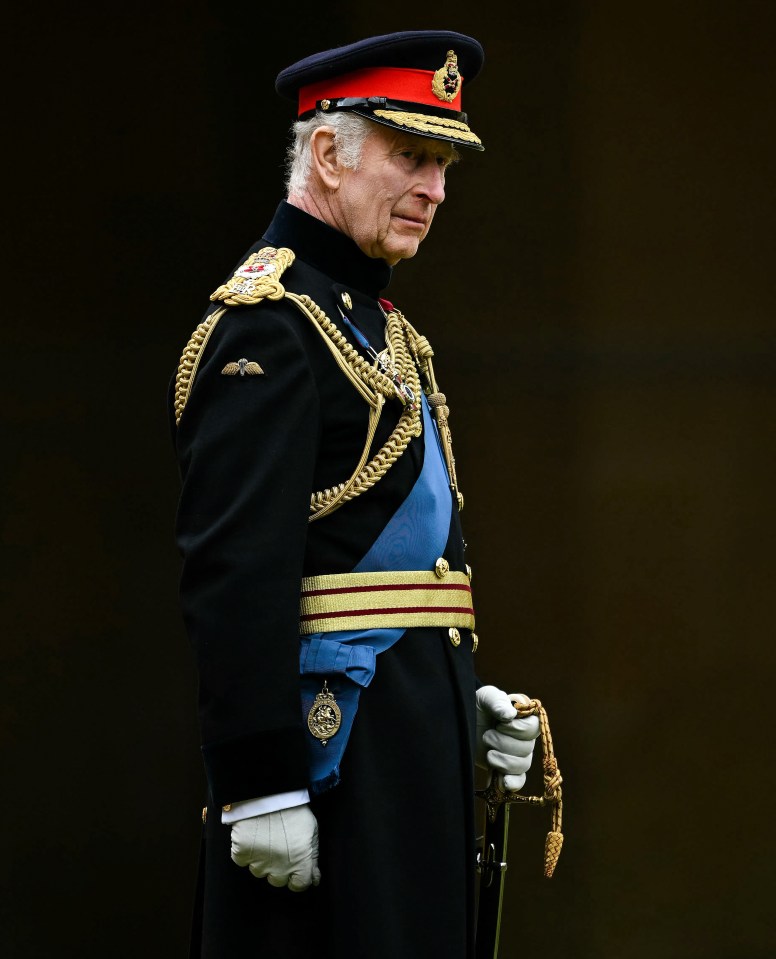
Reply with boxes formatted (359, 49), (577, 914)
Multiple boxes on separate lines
(210, 246), (295, 306)
(175, 247), (295, 426)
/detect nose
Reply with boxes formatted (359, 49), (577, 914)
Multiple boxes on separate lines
(415, 161), (446, 205)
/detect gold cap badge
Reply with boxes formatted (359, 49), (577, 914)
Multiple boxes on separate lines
(432, 50), (462, 103)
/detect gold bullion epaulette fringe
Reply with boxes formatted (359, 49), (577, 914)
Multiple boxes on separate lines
(210, 246), (295, 306)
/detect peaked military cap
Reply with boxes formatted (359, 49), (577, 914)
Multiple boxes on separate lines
(275, 30), (485, 151)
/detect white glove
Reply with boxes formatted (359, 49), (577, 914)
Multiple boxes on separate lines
(230, 803), (321, 892)
(475, 686), (540, 791)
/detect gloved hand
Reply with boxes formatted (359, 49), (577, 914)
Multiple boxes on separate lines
(230, 803), (321, 892)
(475, 686), (540, 791)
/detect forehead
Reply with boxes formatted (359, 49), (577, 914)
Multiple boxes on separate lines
(368, 125), (458, 162)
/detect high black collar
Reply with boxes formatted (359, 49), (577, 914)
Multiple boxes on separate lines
(263, 201), (393, 298)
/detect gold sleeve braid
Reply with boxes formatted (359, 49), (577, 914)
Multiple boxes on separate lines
(174, 246), (436, 521)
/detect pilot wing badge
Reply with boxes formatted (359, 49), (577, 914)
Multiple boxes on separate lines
(221, 358), (264, 377)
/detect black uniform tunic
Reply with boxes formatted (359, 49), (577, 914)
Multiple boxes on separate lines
(172, 201), (478, 959)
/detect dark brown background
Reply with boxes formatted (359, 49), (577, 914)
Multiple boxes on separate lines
(3, 1), (774, 956)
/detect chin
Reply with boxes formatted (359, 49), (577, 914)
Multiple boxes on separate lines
(382, 241), (421, 264)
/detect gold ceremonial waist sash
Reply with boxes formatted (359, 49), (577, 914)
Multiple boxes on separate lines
(299, 570), (475, 634)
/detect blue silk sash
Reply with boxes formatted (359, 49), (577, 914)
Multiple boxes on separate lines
(300, 396), (453, 794)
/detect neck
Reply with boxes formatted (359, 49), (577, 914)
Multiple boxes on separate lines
(263, 201), (393, 297)
(287, 189), (345, 238)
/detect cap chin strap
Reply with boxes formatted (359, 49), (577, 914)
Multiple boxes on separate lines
(305, 96), (470, 126)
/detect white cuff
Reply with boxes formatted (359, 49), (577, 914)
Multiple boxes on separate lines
(220, 788), (311, 824)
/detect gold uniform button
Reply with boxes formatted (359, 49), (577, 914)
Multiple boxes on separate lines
(341, 291), (353, 310)
(448, 627), (461, 647)
(471, 632), (479, 652)
(222, 804), (232, 812)
(435, 557), (450, 578)
(201, 806), (208, 824)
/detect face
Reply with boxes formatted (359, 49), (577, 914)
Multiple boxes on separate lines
(330, 125), (456, 265)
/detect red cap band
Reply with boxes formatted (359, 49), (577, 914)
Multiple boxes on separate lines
(297, 66), (463, 116)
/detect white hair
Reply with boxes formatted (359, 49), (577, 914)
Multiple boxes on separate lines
(285, 112), (374, 197)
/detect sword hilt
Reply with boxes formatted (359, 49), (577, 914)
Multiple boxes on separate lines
(475, 696), (565, 878)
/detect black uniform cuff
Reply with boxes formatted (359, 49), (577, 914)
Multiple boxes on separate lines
(202, 726), (309, 807)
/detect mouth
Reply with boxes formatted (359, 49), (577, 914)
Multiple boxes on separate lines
(391, 213), (428, 231)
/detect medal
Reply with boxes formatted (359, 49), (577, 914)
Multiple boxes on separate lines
(337, 305), (418, 410)
(307, 680), (342, 747)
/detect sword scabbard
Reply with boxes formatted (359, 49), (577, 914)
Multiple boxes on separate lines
(475, 781), (510, 959)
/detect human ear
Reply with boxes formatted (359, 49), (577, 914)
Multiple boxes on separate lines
(309, 127), (341, 190)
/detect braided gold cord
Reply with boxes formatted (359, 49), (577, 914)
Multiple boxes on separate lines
(309, 365), (422, 519)
(397, 314), (435, 379)
(308, 398), (384, 522)
(174, 307), (228, 426)
(286, 293), (380, 408)
(514, 698), (564, 878)
(294, 295), (404, 402)
(285, 298), (423, 520)
(396, 312), (462, 507)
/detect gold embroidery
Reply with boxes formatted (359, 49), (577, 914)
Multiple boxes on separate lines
(373, 109), (481, 145)
(431, 49), (462, 103)
(210, 247), (295, 306)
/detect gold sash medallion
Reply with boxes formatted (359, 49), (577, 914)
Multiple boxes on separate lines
(307, 680), (342, 747)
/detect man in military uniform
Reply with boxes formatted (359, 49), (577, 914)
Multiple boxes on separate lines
(171, 30), (540, 959)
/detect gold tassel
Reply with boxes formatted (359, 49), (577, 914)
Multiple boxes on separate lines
(544, 830), (564, 878)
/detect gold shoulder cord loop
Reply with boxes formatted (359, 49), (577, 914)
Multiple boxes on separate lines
(285, 293), (383, 410)
(397, 313), (463, 510)
(174, 306), (228, 426)
(295, 302), (423, 522)
(309, 396), (384, 521)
